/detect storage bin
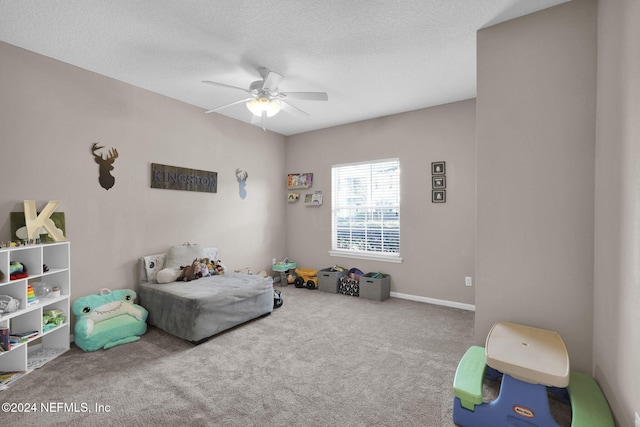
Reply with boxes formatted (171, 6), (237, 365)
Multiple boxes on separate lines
(338, 276), (359, 297)
(359, 273), (390, 301)
(318, 267), (348, 293)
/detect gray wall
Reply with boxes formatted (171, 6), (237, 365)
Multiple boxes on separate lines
(594, 0), (640, 424)
(286, 100), (476, 306)
(0, 41), (287, 302)
(475, 0), (597, 373)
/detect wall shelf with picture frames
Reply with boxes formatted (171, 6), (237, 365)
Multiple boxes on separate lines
(287, 173), (313, 189)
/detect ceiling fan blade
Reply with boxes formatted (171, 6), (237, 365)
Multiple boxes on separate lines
(262, 70), (285, 91)
(202, 80), (250, 93)
(280, 100), (310, 117)
(280, 91), (328, 101)
(205, 97), (253, 113)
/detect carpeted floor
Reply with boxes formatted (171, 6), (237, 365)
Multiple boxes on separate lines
(0, 285), (570, 426)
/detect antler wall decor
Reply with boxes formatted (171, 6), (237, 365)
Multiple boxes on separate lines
(91, 142), (119, 190)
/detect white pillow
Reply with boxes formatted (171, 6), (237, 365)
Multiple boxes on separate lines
(143, 254), (166, 283)
(165, 243), (205, 269)
(156, 268), (181, 284)
(204, 247), (218, 261)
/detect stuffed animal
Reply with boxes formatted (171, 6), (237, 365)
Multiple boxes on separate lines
(177, 258), (200, 282)
(72, 289), (148, 352)
(42, 309), (66, 333)
(204, 258), (216, 275)
(197, 258), (211, 277)
(212, 259), (225, 275)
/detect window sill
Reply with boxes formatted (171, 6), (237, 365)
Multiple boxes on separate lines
(328, 250), (403, 264)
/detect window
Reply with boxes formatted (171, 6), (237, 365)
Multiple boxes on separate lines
(330, 158), (401, 262)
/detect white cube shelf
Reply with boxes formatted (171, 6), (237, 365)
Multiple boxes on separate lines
(0, 242), (71, 389)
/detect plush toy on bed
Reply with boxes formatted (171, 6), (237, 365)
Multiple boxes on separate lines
(178, 258), (200, 282)
(211, 259), (226, 275)
(72, 288), (148, 352)
(197, 258), (212, 277)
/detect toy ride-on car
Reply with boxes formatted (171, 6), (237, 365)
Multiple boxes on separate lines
(294, 268), (318, 289)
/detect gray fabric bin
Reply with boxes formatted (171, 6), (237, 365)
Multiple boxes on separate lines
(359, 273), (390, 301)
(318, 268), (348, 293)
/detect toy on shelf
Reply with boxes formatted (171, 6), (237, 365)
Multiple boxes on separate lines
(0, 327), (9, 351)
(27, 284), (36, 305)
(32, 282), (50, 299)
(9, 261), (28, 280)
(10, 330), (38, 343)
(42, 309), (66, 333)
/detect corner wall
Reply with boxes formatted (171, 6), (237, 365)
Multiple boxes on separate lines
(285, 100), (476, 306)
(593, 0), (640, 424)
(475, 0), (597, 372)
(0, 42), (287, 302)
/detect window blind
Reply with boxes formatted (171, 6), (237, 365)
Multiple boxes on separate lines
(331, 158), (400, 256)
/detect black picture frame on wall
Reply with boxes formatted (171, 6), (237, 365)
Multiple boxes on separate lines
(432, 190), (446, 203)
(432, 176), (446, 189)
(431, 161), (445, 175)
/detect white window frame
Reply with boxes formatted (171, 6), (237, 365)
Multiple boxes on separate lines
(329, 158), (402, 263)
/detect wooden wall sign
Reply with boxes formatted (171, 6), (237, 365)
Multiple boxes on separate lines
(151, 163), (217, 193)
(151, 163), (218, 193)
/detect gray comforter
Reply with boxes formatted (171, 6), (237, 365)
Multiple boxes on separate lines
(139, 273), (274, 343)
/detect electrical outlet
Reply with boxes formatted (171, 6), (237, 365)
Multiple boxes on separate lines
(465, 276), (473, 287)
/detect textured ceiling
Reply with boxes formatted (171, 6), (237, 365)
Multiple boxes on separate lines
(0, 0), (567, 136)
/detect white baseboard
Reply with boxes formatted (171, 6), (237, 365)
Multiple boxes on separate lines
(390, 292), (475, 311)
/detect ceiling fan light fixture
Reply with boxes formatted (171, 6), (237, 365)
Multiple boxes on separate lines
(246, 97), (282, 117)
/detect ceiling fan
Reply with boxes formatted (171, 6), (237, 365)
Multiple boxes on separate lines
(202, 67), (328, 128)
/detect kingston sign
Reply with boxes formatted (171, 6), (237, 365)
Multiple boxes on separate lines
(151, 163), (217, 193)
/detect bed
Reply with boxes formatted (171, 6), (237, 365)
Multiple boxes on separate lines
(137, 244), (274, 343)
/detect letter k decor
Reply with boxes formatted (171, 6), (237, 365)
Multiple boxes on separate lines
(23, 200), (66, 241)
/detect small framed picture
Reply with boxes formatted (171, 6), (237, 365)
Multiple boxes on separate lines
(432, 190), (446, 203)
(432, 176), (446, 189)
(431, 161), (445, 175)
(287, 192), (300, 203)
